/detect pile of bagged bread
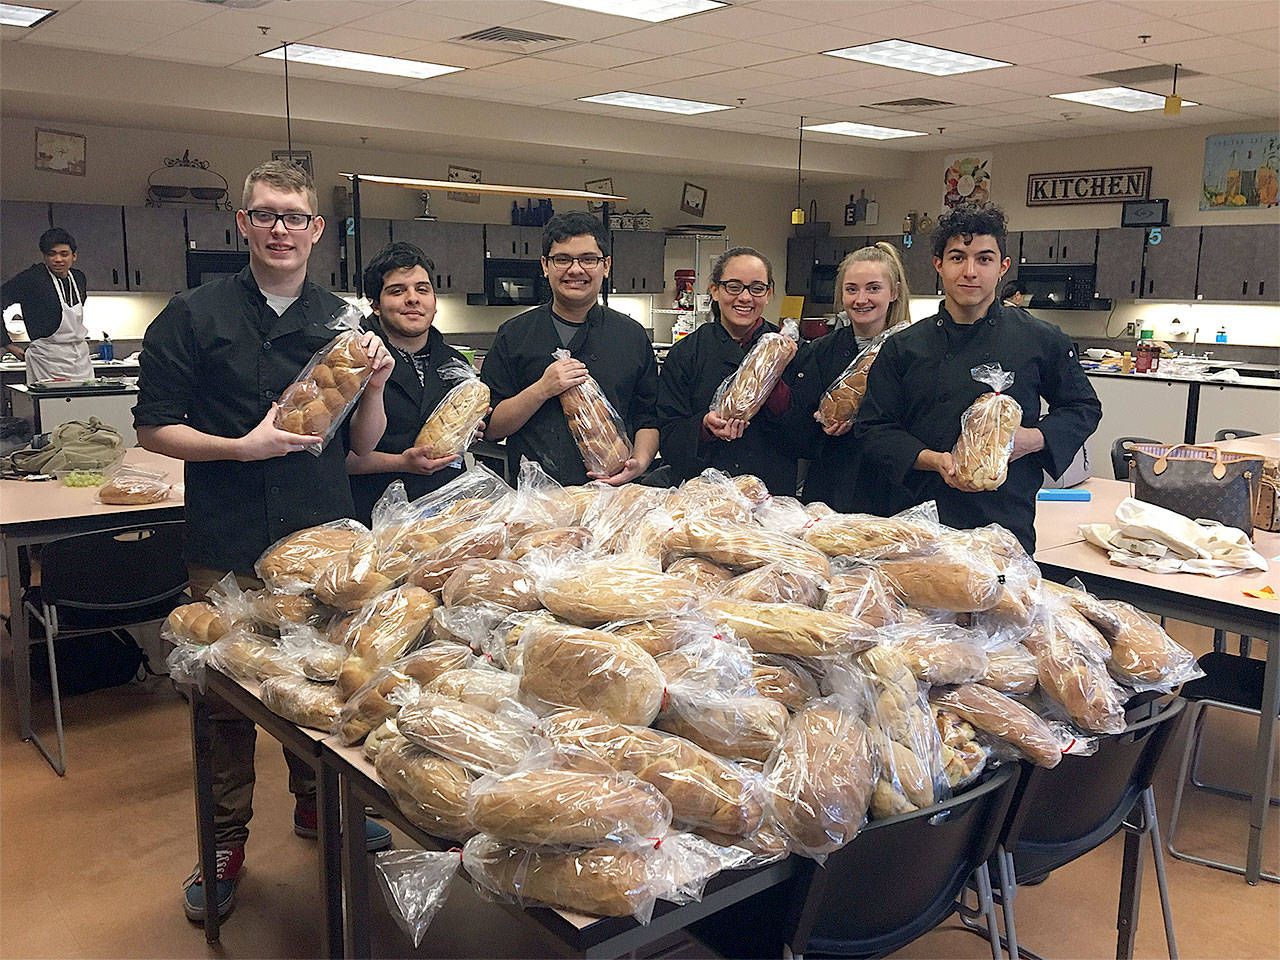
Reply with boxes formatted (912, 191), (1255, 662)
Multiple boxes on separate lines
(165, 461), (1199, 922)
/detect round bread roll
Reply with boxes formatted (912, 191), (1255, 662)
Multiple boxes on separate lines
(166, 602), (231, 645)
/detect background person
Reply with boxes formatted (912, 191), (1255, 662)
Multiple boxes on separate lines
(1002, 279), (1029, 308)
(481, 211), (658, 486)
(1, 227), (94, 382)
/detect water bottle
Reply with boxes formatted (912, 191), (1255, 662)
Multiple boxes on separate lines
(1215, 326), (1228, 343)
(98, 333), (113, 362)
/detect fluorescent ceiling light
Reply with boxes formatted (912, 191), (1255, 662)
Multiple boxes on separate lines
(824, 39), (1011, 76)
(0, 3), (55, 27)
(579, 91), (732, 114)
(1051, 86), (1198, 112)
(544, 0), (724, 22)
(259, 44), (462, 80)
(804, 121), (927, 140)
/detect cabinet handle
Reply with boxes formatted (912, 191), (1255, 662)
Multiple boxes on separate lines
(1243, 280), (1249, 296)
(135, 270), (141, 287)
(1130, 280), (1136, 294)
(1147, 279), (1154, 295)
(1048, 246), (1055, 259)
(1260, 282), (1265, 297)
(640, 277), (646, 290)
(1061, 246), (1067, 260)
(112, 269), (119, 286)
(447, 274), (452, 289)
(225, 229), (232, 246)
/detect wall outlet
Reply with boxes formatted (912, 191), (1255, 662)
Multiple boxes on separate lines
(1124, 322), (1136, 336)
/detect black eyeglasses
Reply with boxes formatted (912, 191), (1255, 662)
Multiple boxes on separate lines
(717, 279), (771, 296)
(546, 253), (604, 269)
(244, 209), (315, 231)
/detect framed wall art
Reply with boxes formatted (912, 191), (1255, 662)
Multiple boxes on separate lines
(680, 181), (707, 217)
(584, 177), (614, 212)
(271, 149), (313, 179)
(35, 128), (86, 177)
(447, 164), (482, 204)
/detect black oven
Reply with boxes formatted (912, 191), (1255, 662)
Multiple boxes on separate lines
(483, 259), (550, 307)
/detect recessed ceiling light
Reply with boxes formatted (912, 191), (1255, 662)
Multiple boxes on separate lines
(0, 3), (55, 27)
(804, 121), (927, 140)
(259, 44), (463, 80)
(579, 91), (732, 114)
(823, 39), (1011, 76)
(1051, 86), (1198, 112)
(544, 0), (725, 22)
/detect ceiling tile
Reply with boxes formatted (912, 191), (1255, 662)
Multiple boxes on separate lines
(1232, 28), (1279, 52)
(480, 56), (594, 81)
(746, 0), (905, 22)
(129, 43), (246, 68)
(25, 12), (178, 44)
(69, 0), (219, 27)
(498, 7), (642, 42)
(965, 66), (1092, 95)
(912, 21), (1053, 58)
(1122, 0), (1250, 15)
(749, 52), (872, 79)
(340, 7), (504, 43)
(391, 0), (531, 24)
(595, 24), (720, 56)
(1182, 1), (1280, 31)
(404, 43), (519, 69)
(997, 1), (1154, 32)
(676, 4), (806, 40)
(1032, 49), (1160, 77)
(21, 32), (155, 55)
(1140, 34), (1272, 63)
(301, 27), (435, 58)
(534, 42), (655, 69)
(760, 22), (883, 54)
(1073, 20), (1211, 51)
(257, 0), (392, 26)
(682, 40), (797, 68)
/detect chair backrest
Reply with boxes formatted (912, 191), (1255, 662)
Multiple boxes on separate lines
(1215, 428), (1260, 442)
(1110, 436), (1161, 481)
(1002, 696), (1184, 881)
(39, 521), (188, 610)
(790, 763), (1021, 958)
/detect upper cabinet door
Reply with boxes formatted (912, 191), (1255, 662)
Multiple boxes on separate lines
(1252, 223), (1279, 302)
(50, 203), (127, 290)
(1020, 230), (1058, 263)
(1055, 229), (1096, 264)
(393, 220), (485, 294)
(185, 209), (238, 251)
(123, 207), (187, 293)
(1093, 229), (1145, 301)
(609, 231), (665, 294)
(485, 224), (541, 260)
(1141, 226), (1199, 301)
(1, 201), (52, 282)
(308, 218), (345, 292)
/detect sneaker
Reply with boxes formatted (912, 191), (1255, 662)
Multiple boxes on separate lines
(182, 845), (244, 922)
(293, 801), (392, 852)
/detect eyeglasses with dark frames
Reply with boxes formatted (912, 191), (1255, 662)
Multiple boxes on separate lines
(546, 253), (605, 269)
(716, 279), (772, 296)
(244, 209), (315, 231)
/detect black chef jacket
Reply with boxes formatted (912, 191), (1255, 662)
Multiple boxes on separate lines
(657, 318), (800, 498)
(133, 267), (356, 574)
(785, 324), (902, 515)
(350, 318), (468, 525)
(480, 301), (658, 486)
(854, 301), (1101, 553)
(2, 263), (88, 346)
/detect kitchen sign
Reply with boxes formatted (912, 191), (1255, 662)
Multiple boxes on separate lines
(1026, 167), (1151, 206)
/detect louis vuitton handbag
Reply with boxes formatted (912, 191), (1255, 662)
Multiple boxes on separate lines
(1125, 442), (1263, 537)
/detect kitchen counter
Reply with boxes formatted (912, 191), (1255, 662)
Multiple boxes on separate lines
(1083, 366), (1280, 389)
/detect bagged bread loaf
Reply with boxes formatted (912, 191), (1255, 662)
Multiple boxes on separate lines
(982, 643), (1039, 695)
(441, 559), (540, 612)
(427, 667), (520, 713)
(256, 520), (368, 591)
(1098, 600), (1193, 687)
(518, 621), (665, 726)
(96, 466), (173, 505)
(312, 536), (397, 610)
(252, 591), (325, 632)
(467, 766), (672, 846)
(718, 562), (826, 608)
(657, 693), (789, 764)
(933, 707), (989, 789)
(601, 617), (686, 658)
(751, 655), (820, 711)
(334, 585), (439, 698)
(931, 683), (1061, 768)
(364, 719), (399, 762)
(703, 597), (873, 658)
(879, 623), (990, 686)
(207, 631), (292, 685)
(713, 324), (797, 422)
(406, 523), (509, 595)
(375, 734), (475, 839)
(414, 360), (489, 459)
(274, 320), (373, 455)
(1040, 581), (1124, 639)
(802, 513), (937, 560)
(823, 566), (902, 626)
(951, 364), (1022, 491)
(669, 517), (830, 579)
(336, 643), (475, 744)
(540, 558), (693, 627)
(765, 701), (877, 857)
(552, 348), (632, 477)
(397, 692), (539, 774)
(259, 674), (344, 731)
(815, 319), (911, 430)
(878, 546), (1003, 613)
(506, 526), (592, 562)
(165, 602), (233, 646)
(1023, 611), (1127, 735)
(666, 556), (735, 591)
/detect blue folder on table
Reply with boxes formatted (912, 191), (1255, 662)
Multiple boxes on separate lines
(1037, 488), (1091, 501)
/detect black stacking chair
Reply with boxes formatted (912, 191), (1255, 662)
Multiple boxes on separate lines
(21, 521), (188, 774)
(963, 696), (1185, 960)
(691, 763), (1021, 959)
(1166, 653), (1278, 883)
(1110, 437), (1161, 481)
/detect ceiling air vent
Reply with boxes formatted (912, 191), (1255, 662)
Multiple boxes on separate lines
(867, 97), (955, 111)
(1088, 64), (1202, 85)
(452, 26), (576, 52)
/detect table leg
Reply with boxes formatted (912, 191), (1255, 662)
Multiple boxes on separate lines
(340, 778), (372, 959)
(1246, 637), (1279, 884)
(1183, 382), (1200, 444)
(318, 761), (344, 959)
(1116, 816), (1144, 960)
(190, 688), (221, 943)
(4, 537), (32, 740)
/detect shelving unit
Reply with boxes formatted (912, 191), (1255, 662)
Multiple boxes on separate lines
(655, 233), (728, 342)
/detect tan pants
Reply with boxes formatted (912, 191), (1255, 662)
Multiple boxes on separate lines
(187, 564), (316, 846)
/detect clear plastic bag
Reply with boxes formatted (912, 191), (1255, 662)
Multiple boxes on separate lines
(333, 585), (439, 698)
(96, 464), (173, 505)
(951, 363), (1022, 492)
(750, 654), (821, 711)
(717, 561), (827, 608)
(427, 666), (521, 713)
(877, 622), (991, 686)
(665, 556), (734, 591)
(813, 318), (911, 429)
(259, 674), (344, 731)
(582, 483), (664, 555)
(702, 597), (875, 658)
(876, 541), (1005, 613)
(205, 628), (293, 685)
(712, 320), (798, 422)
(664, 469), (755, 526)
(374, 734), (475, 839)
(823, 563), (902, 627)
(441, 559), (540, 612)
(312, 534), (400, 610)
(255, 518), (372, 592)
(930, 683), (1062, 768)
(981, 641), (1039, 695)
(274, 311), (374, 455)
(669, 516), (831, 579)
(375, 848), (462, 948)
(553, 347), (633, 477)
(276, 622), (346, 681)
(336, 643), (475, 744)
(538, 555), (695, 627)
(1098, 600), (1204, 692)
(931, 706), (991, 789)
(373, 464), (510, 566)
(752, 496), (815, 539)
(415, 359), (490, 459)
(1023, 606), (1127, 735)
(397, 691), (542, 775)
(802, 510), (939, 560)
(405, 522), (510, 595)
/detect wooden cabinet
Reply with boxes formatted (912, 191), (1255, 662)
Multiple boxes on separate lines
(392, 220), (485, 295)
(485, 224), (541, 261)
(1002, 232), (1021, 284)
(1094, 228), (1145, 301)
(1019, 229), (1096, 263)
(185, 209), (239, 251)
(343, 218), (392, 294)
(609, 230), (665, 294)
(123, 207), (186, 293)
(309, 221), (345, 292)
(49, 203), (127, 290)
(1, 201), (51, 281)
(1197, 224), (1278, 302)
(1141, 226), (1199, 301)
(785, 236), (816, 297)
(901, 235), (938, 295)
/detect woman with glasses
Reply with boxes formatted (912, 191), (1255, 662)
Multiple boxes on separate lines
(657, 246), (801, 496)
(785, 242), (912, 513)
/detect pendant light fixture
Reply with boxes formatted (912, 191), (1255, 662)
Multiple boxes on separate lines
(791, 116), (806, 225)
(1163, 62), (1182, 115)
(282, 41), (293, 153)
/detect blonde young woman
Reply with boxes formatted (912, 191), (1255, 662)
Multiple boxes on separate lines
(787, 242), (912, 513)
(657, 246), (801, 496)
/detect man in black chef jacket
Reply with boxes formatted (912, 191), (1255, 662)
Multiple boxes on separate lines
(347, 241), (481, 523)
(134, 160), (394, 923)
(480, 211), (658, 486)
(2, 227), (95, 382)
(855, 203), (1100, 553)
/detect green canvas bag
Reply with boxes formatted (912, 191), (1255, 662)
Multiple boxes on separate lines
(1, 417), (125, 476)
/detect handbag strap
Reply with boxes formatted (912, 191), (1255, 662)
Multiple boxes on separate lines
(1133, 442), (1241, 480)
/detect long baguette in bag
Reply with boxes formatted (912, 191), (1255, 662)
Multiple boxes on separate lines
(713, 321), (797, 421)
(951, 363), (1021, 491)
(553, 348), (632, 477)
(415, 360), (490, 459)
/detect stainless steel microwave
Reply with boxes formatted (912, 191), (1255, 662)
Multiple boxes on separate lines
(483, 259), (550, 307)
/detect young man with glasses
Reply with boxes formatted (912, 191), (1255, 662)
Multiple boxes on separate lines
(134, 159), (394, 923)
(481, 211), (658, 486)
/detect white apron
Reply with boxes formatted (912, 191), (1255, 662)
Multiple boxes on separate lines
(25, 268), (94, 384)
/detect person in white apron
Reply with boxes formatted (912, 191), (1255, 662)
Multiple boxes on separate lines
(1, 227), (95, 383)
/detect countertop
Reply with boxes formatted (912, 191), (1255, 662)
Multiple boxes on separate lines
(0, 359), (140, 373)
(1081, 366), (1280, 389)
